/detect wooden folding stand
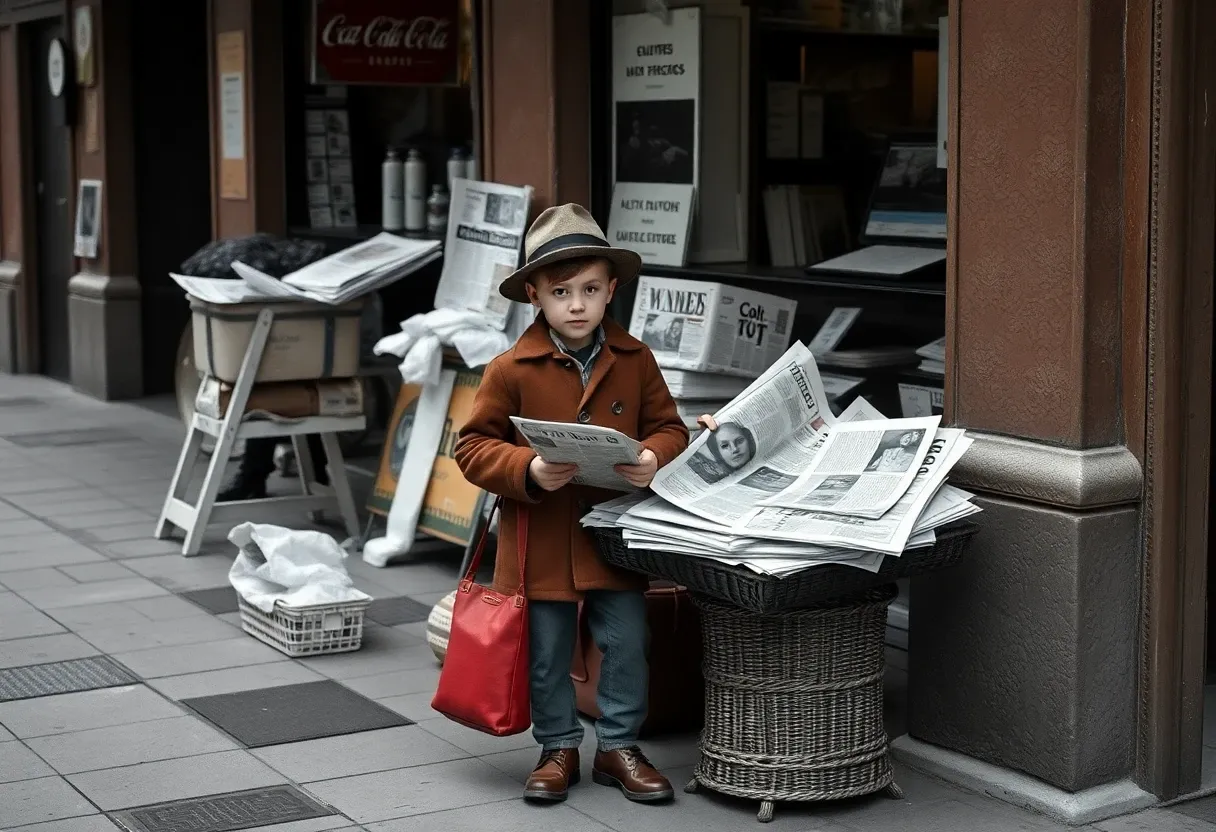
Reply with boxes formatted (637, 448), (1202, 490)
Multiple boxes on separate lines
(155, 306), (365, 556)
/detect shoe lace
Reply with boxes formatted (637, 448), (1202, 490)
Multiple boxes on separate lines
(536, 749), (572, 773)
(618, 746), (654, 771)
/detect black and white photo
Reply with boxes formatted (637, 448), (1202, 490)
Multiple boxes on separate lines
(865, 429), (925, 473)
(484, 192), (527, 228)
(799, 475), (860, 508)
(687, 421), (756, 485)
(615, 100), (695, 185)
(640, 312), (685, 353)
(306, 158), (329, 184)
(73, 179), (102, 259)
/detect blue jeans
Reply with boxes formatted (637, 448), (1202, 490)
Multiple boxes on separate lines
(529, 590), (648, 752)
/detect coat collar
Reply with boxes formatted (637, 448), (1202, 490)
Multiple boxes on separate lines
(513, 314), (644, 361)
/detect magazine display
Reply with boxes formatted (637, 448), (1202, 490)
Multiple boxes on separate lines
(582, 341), (981, 578)
(630, 276), (797, 379)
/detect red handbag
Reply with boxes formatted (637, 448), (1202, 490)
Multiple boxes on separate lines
(431, 498), (531, 736)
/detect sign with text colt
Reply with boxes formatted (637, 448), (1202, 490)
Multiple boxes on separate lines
(311, 0), (462, 86)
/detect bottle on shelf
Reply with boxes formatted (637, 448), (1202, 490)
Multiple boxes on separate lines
(404, 148), (427, 232)
(381, 148), (404, 231)
(446, 146), (466, 193)
(427, 184), (450, 234)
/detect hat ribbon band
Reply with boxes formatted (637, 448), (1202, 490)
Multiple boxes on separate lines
(527, 233), (610, 264)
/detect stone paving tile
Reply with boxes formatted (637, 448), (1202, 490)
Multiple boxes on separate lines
(413, 716), (538, 758)
(0, 740), (56, 783)
(56, 562), (138, 583)
(0, 685), (183, 738)
(22, 498), (133, 518)
(147, 661), (326, 701)
(0, 569), (78, 592)
(365, 801), (615, 832)
(0, 546), (104, 573)
(76, 615), (241, 654)
(0, 519), (58, 536)
(25, 714), (239, 775)
(0, 532), (88, 556)
(303, 758), (522, 823)
(1097, 809), (1216, 831)
(0, 776), (98, 828)
(298, 634), (434, 681)
(14, 578), (169, 611)
(76, 523), (160, 546)
(0, 634), (99, 669)
(118, 553), (238, 592)
(97, 538), (182, 559)
(0, 611), (67, 642)
(53, 509), (153, 531)
(252, 726), (469, 782)
(236, 820), (353, 832)
(338, 666), (442, 701)
(66, 749), (287, 811)
(112, 637), (289, 679)
(0, 816), (122, 832)
(44, 597), (208, 630)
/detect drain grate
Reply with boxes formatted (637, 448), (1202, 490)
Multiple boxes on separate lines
(109, 785), (335, 832)
(179, 586), (240, 615)
(365, 595), (432, 626)
(4, 428), (141, 448)
(0, 656), (139, 702)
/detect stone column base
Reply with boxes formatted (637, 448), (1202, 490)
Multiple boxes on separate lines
(907, 433), (1143, 799)
(67, 273), (142, 400)
(0, 260), (22, 373)
(891, 736), (1155, 825)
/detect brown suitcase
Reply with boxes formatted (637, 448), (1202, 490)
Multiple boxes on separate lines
(570, 580), (704, 736)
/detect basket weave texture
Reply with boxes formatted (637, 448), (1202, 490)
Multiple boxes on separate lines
(690, 585), (898, 819)
(591, 521), (978, 612)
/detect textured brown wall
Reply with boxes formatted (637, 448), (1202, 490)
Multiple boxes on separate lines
(209, 0), (285, 239)
(949, 0), (1125, 448)
(480, 0), (590, 213)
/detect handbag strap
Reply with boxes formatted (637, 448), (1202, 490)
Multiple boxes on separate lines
(460, 497), (529, 597)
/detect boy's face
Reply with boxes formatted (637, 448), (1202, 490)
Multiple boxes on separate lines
(526, 260), (616, 349)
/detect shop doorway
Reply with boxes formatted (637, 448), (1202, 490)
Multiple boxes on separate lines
(132, 0), (212, 395)
(27, 18), (73, 381)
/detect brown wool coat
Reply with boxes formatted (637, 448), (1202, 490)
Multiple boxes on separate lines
(454, 315), (689, 601)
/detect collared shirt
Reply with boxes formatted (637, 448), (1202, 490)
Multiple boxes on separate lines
(549, 326), (606, 388)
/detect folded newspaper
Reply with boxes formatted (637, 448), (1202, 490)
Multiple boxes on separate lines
(510, 417), (641, 492)
(581, 341), (982, 578)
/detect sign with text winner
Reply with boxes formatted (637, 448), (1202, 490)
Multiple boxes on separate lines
(311, 0), (463, 86)
(607, 8), (701, 267)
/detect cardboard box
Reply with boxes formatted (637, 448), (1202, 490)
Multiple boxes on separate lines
(194, 377), (364, 421)
(629, 276), (797, 379)
(191, 300), (362, 384)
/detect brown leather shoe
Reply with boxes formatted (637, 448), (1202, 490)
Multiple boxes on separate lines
(523, 748), (581, 802)
(592, 747), (675, 803)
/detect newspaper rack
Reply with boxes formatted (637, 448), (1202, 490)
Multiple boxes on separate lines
(589, 521), (979, 613)
(155, 306), (365, 556)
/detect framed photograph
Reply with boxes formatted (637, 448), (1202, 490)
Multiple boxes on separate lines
(73, 178), (102, 259)
(324, 109), (349, 135)
(327, 132), (352, 158)
(305, 110), (326, 135)
(305, 157), (329, 184)
(328, 158), (354, 183)
(330, 183), (355, 205)
(333, 204), (358, 228)
(306, 135), (327, 156)
(307, 183), (330, 206)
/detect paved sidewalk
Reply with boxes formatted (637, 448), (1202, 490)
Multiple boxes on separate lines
(0, 375), (1204, 832)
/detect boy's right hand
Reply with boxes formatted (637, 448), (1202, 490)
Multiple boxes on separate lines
(528, 456), (579, 491)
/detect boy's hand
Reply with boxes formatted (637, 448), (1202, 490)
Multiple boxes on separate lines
(528, 456), (579, 491)
(697, 414), (719, 432)
(615, 449), (659, 488)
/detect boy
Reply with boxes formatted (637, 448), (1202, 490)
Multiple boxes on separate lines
(454, 204), (689, 804)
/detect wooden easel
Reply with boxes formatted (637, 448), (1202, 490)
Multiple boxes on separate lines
(155, 306), (365, 556)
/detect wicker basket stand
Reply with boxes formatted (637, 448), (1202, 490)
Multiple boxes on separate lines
(685, 585), (900, 822)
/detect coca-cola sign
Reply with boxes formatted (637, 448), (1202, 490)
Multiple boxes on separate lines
(312, 0), (461, 86)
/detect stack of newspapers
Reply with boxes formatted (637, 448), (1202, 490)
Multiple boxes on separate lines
(580, 341), (981, 578)
(172, 233), (442, 306)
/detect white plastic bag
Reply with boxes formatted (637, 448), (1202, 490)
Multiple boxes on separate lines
(228, 523), (372, 612)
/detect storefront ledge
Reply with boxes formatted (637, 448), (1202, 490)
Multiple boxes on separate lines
(889, 735), (1156, 826)
(0, 259), (21, 286)
(67, 272), (141, 300)
(950, 432), (1141, 510)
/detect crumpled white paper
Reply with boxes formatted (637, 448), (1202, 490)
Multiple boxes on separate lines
(373, 305), (536, 385)
(228, 522), (371, 612)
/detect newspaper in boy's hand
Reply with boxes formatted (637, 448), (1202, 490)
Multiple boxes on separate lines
(510, 417), (643, 492)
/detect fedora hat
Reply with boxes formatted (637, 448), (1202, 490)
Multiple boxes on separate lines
(498, 204), (642, 303)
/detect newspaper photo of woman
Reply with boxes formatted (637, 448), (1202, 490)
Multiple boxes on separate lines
(640, 313), (685, 353)
(865, 429), (924, 473)
(688, 418), (757, 484)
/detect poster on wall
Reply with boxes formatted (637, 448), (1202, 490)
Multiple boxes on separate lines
(311, 0), (464, 87)
(73, 179), (102, 259)
(608, 8), (700, 266)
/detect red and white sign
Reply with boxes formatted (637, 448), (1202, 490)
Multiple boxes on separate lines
(312, 0), (462, 86)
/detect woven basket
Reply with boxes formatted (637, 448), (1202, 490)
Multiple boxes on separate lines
(591, 521), (978, 613)
(687, 585), (900, 822)
(426, 590), (456, 664)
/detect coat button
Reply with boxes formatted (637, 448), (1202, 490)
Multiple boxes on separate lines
(577, 410), (591, 423)
(611, 401), (624, 415)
